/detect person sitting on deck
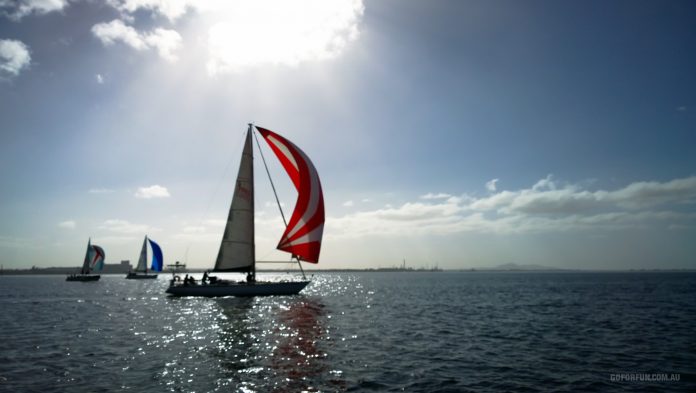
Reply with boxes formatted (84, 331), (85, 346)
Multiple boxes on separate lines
(202, 271), (208, 284)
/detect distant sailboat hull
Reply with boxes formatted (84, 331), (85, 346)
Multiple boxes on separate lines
(126, 236), (163, 279)
(166, 125), (322, 298)
(66, 274), (100, 282)
(125, 272), (158, 279)
(67, 239), (105, 282)
(166, 280), (309, 297)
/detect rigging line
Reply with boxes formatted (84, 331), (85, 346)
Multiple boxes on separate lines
(252, 127), (287, 227)
(187, 129), (247, 259)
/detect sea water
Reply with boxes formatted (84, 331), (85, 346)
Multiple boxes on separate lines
(0, 272), (694, 392)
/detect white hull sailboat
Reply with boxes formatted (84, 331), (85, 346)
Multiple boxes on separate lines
(166, 124), (325, 297)
(126, 236), (163, 279)
(66, 239), (105, 281)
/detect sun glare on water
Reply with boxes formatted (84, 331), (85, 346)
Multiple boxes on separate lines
(203, 0), (364, 74)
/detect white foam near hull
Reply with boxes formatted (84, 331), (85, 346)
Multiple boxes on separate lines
(166, 280), (310, 297)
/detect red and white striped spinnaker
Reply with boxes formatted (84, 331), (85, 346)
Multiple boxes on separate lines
(256, 126), (324, 263)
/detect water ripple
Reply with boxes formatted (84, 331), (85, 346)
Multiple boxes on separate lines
(0, 272), (694, 392)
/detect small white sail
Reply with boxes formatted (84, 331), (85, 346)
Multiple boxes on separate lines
(135, 236), (148, 272)
(214, 125), (255, 272)
(81, 238), (92, 274)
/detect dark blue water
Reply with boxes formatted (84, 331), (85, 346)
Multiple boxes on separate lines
(0, 272), (694, 392)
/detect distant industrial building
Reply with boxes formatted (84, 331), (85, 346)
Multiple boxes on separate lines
(2, 260), (132, 275)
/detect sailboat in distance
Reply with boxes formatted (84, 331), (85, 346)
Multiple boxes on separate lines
(66, 238), (105, 282)
(126, 236), (163, 279)
(166, 124), (324, 297)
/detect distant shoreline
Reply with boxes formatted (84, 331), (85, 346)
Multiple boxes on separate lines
(1, 267), (695, 275)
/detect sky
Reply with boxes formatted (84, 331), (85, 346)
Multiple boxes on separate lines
(1, 0), (695, 271)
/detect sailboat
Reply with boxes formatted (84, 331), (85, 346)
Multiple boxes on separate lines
(126, 236), (163, 279)
(66, 238), (105, 281)
(166, 124), (324, 297)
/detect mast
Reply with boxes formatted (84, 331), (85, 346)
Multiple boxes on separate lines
(251, 124), (256, 280)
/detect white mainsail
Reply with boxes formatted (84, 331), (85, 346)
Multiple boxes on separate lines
(214, 125), (255, 272)
(81, 238), (92, 274)
(135, 236), (148, 272)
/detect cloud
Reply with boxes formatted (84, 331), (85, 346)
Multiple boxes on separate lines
(144, 28), (182, 61)
(96, 73), (104, 84)
(97, 235), (139, 245)
(204, 0), (365, 74)
(342, 200), (354, 207)
(135, 184), (170, 199)
(0, 39), (30, 80)
(420, 193), (452, 200)
(91, 19), (182, 61)
(485, 178), (498, 192)
(99, 219), (153, 234)
(470, 175), (696, 215)
(0, 0), (69, 20)
(326, 175), (696, 239)
(96, 1), (365, 73)
(105, 0), (191, 21)
(58, 220), (76, 229)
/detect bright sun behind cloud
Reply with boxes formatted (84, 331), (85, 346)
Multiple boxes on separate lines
(203, 0), (364, 74)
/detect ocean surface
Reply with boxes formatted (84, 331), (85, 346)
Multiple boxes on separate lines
(0, 272), (694, 392)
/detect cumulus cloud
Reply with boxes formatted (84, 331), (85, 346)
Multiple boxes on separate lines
(58, 220), (76, 229)
(105, 0), (191, 21)
(420, 193), (452, 200)
(470, 175), (696, 215)
(343, 200), (354, 207)
(92, 19), (182, 61)
(135, 184), (170, 199)
(99, 219), (152, 234)
(485, 178), (498, 192)
(94, 1), (365, 73)
(0, 0), (69, 20)
(326, 175), (696, 239)
(0, 39), (30, 80)
(96, 73), (104, 84)
(205, 0), (364, 73)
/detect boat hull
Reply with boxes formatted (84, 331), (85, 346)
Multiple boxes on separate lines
(66, 274), (100, 282)
(166, 281), (310, 297)
(126, 272), (158, 279)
